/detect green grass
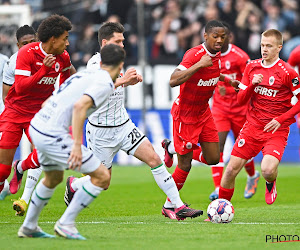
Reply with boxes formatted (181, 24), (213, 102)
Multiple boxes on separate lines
(1, 164), (300, 249)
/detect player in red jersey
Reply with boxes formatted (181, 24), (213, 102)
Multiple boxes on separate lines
(219, 29), (300, 205)
(162, 20), (240, 219)
(162, 23), (259, 202)
(0, 15), (73, 201)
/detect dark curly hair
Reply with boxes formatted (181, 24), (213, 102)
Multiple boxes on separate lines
(37, 14), (72, 43)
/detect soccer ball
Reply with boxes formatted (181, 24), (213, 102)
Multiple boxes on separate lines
(207, 198), (234, 223)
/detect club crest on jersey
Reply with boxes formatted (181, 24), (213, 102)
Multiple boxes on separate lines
(292, 77), (299, 87)
(225, 60), (230, 70)
(55, 62), (60, 72)
(238, 138), (245, 147)
(269, 76), (275, 86)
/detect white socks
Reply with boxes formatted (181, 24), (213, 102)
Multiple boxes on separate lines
(151, 164), (184, 208)
(168, 141), (176, 154)
(59, 179), (103, 225)
(71, 175), (91, 192)
(21, 168), (42, 204)
(22, 180), (55, 230)
(17, 161), (24, 174)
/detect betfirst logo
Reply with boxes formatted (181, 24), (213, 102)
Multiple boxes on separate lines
(254, 86), (279, 97)
(197, 77), (219, 87)
(37, 76), (57, 85)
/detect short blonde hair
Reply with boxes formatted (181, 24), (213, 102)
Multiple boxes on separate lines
(262, 29), (283, 45)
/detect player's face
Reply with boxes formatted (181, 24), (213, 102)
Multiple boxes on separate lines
(260, 35), (282, 63)
(52, 30), (70, 55)
(103, 32), (124, 48)
(204, 27), (226, 54)
(17, 34), (37, 49)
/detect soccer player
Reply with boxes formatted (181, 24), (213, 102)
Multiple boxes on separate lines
(161, 20), (240, 219)
(162, 23), (259, 201)
(219, 29), (300, 205)
(0, 15), (73, 208)
(64, 22), (203, 221)
(0, 25), (40, 207)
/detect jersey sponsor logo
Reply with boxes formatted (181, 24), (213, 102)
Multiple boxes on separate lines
(197, 77), (219, 87)
(269, 76), (275, 86)
(238, 138), (245, 147)
(254, 86), (279, 97)
(55, 62), (60, 72)
(37, 76), (57, 85)
(225, 60), (230, 70)
(292, 77), (299, 87)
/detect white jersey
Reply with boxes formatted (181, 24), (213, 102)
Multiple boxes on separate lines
(30, 69), (114, 136)
(3, 51), (17, 86)
(87, 53), (129, 127)
(0, 53), (9, 113)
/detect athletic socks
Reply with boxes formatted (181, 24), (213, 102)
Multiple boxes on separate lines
(59, 179), (103, 225)
(151, 164), (184, 208)
(172, 165), (189, 191)
(244, 159), (255, 177)
(23, 180), (55, 230)
(71, 175), (91, 192)
(21, 168), (43, 204)
(192, 148), (208, 164)
(211, 152), (224, 189)
(219, 186), (234, 201)
(0, 164), (11, 192)
(167, 141), (176, 155)
(19, 149), (39, 173)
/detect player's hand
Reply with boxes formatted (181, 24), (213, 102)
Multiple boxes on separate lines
(68, 143), (82, 170)
(252, 74), (263, 85)
(230, 80), (240, 91)
(123, 68), (142, 86)
(43, 54), (56, 68)
(218, 85), (226, 96)
(198, 54), (213, 68)
(264, 118), (281, 134)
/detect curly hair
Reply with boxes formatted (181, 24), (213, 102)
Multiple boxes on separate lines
(37, 14), (72, 43)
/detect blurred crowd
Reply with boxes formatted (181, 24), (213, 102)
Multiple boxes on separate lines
(0, 0), (299, 69)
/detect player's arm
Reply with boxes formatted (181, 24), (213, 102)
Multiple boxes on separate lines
(68, 95), (94, 170)
(219, 73), (240, 90)
(14, 53), (55, 94)
(169, 53), (212, 87)
(2, 83), (11, 103)
(115, 67), (142, 87)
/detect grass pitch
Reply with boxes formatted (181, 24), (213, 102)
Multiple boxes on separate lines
(0, 164), (300, 249)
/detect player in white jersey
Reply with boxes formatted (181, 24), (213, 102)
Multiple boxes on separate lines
(65, 22), (204, 221)
(0, 25), (38, 202)
(0, 53), (9, 113)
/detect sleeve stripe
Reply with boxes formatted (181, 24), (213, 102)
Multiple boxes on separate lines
(177, 65), (187, 71)
(15, 69), (31, 76)
(293, 88), (300, 96)
(62, 66), (71, 72)
(238, 83), (247, 90)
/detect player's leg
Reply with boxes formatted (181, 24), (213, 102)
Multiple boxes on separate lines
(0, 148), (16, 193)
(261, 155), (279, 205)
(18, 169), (62, 238)
(219, 155), (247, 201)
(13, 168), (43, 216)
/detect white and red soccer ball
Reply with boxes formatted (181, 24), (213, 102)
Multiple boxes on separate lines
(207, 198), (234, 223)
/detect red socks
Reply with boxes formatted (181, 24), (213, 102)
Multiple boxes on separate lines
(244, 160), (255, 177)
(172, 165), (189, 191)
(21, 149), (40, 171)
(219, 186), (234, 201)
(192, 148), (208, 164)
(211, 153), (224, 189)
(0, 163), (11, 192)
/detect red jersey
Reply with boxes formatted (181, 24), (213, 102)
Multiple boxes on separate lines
(4, 42), (71, 123)
(171, 43), (221, 124)
(238, 58), (300, 128)
(212, 44), (250, 115)
(288, 45), (300, 69)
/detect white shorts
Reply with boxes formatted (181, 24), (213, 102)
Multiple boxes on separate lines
(86, 119), (147, 168)
(29, 125), (101, 174)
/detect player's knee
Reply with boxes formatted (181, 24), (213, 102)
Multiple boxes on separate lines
(206, 155), (220, 165)
(261, 166), (276, 179)
(93, 166), (111, 189)
(224, 164), (238, 178)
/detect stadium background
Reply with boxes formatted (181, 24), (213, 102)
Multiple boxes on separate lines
(0, 0), (299, 164)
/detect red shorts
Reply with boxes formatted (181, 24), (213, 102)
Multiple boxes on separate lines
(0, 120), (31, 149)
(173, 114), (219, 155)
(231, 121), (289, 161)
(212, 110), (246, 138)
